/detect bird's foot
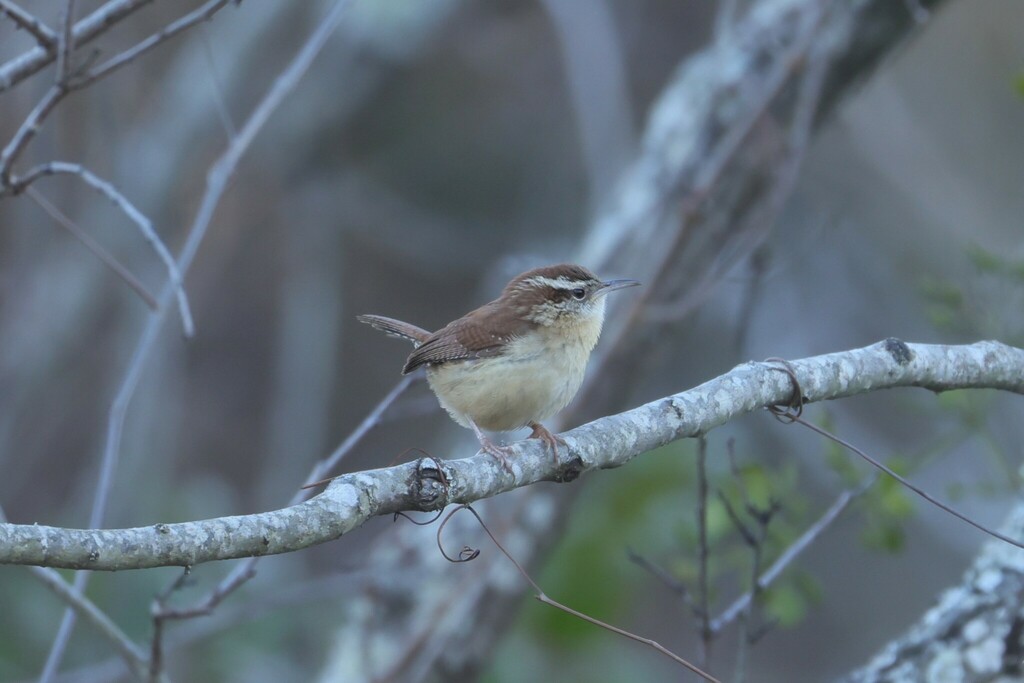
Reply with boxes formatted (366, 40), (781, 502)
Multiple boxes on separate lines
(478, 437), (516, 475)
(469, 420), (515, 475)
(528, 422), (567, 464)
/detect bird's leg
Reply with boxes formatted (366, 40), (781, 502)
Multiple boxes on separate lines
(469, 419), (514, 475)
(528, 421), (567, 463)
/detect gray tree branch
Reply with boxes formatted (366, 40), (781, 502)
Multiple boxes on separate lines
(0, 339), (1019, 571)
(839, 502), (1024, 682)
(0, 0), (58, 49)
(0, 0), (153, 92)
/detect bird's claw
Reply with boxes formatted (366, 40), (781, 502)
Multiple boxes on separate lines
(479, 438), (515, 475)
(529, 422), (567, 464)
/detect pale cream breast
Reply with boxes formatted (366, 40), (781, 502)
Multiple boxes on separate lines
(425, 304), (603, 432)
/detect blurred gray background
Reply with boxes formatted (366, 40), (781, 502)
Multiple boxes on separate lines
(1, 1), (1023, 681)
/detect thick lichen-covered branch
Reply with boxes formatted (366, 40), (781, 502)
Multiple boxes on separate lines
(1, 339), (1020, 571)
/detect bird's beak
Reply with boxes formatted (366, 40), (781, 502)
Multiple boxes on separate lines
(595, 279), (640, 297)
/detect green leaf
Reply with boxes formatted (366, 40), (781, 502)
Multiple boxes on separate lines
(861, 516), (905, 553)
(705, 496), (735, 544)
(608, 443), (691, 523)
(819, 413), (862, 487)
(1015, 72), (1024, 99)
(879, 480), (914, 518)
(791, 571), (823, 607)
(533, 540), (625, 645)
(759, 583), (807, 627)
(936, 389), (987, 429)
(919, 276), (964, 309)
(966, 243), (1002, 274)
(936, 389), (974, 413)
(945, 480), (966, 501)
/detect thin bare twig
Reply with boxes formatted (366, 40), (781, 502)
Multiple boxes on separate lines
(158, 371), (414, 649)
(645, 3), (830, 324)
(0, 0), (233, 189)
(199, 23), (236, 139)
(766, 357), (1024, 551)
(0, 506), (157, 683)
(56, 0), (77, 82)
(792, 415), (1024, 551)
(437, 505), (723, 683)
(149, 569), (194, 680)
(712, 43), (829, 351)
(696, 436), (713, 662)
(33, 566), (159, 683)
(20, 162), (194, 335)
(709, 479), (872, 633)
(0, 83), (65, 184)
(625, 548), (690, 600)
(51, 568), (419, 683)
(39, 1), (354, 678)
(717, 448), (781, 683)
(72, 0), (232, 89)
(711, 419), (977, 635)
(0, 1), (58, 48)
(302, 374), (418, 488)
(148, 563), (254, 681)
(594, 3), (829, 362)
(25, 186), (159, 310)
(0, 0), (154, 93)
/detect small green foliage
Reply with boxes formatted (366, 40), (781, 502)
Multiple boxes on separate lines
(858, 463), (914, 553)
(937, 390), (1002, 438)
(919, 276), (966, 333)
(757, 570), (822, 628)
(920, 244), (1024, 344)
(608, 443), (692, 523)
(529, 441), (692, 647)
(966, 243), (1003, 274)
(758, 583), (800, 627)
(966, 243), (1024, 283)
(791, 570), (824, 606)
(705, 495), (735, 544)
(820, 412), (862, 487)
(735, 463), (774, 509)
(877, 470), (914, 519)
(937, 388), (978, 415)
(861, 515), (906, 553)
(1015, 72), (1024, 99)
(976, 480), (1001, 497)
(534, 540), (625, 644)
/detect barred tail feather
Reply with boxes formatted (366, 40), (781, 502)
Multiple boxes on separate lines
(356, 314), (431, 346)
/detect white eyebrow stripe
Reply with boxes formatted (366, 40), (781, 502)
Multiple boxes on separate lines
(522, 276), (584, 290)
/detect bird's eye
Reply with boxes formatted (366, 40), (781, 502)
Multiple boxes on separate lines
(571, 288), (586, 300)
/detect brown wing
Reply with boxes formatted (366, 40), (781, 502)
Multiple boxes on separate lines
(402, 302), (535, 374)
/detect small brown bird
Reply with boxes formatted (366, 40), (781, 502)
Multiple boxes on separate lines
(358, 263), (638, 468)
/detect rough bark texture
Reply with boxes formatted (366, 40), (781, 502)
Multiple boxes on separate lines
(839, 504), (1024, 683)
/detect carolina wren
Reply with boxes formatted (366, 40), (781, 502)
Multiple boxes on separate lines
(358, 263), (639, 468)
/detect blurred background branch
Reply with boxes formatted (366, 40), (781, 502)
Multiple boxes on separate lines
(2, 0), (1022, 681)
